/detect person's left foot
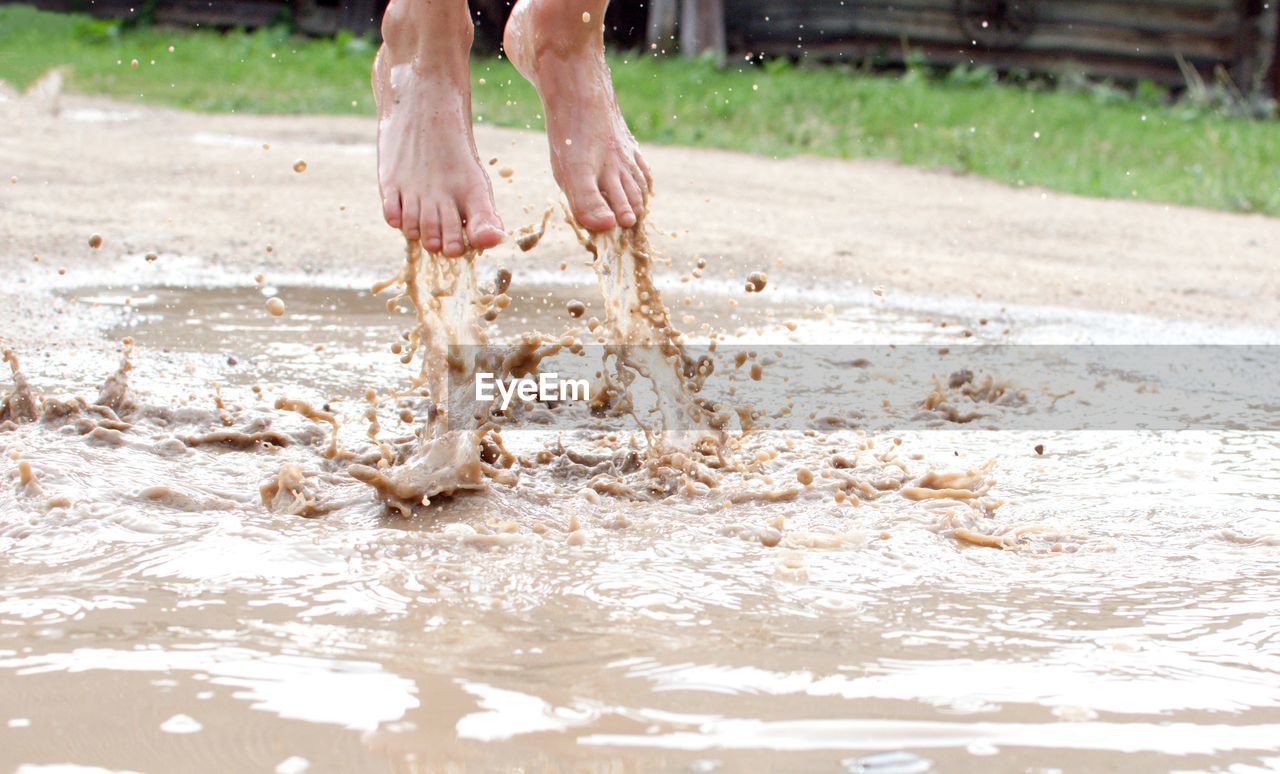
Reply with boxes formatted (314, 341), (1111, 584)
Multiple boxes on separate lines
(503, 0), (651, 232)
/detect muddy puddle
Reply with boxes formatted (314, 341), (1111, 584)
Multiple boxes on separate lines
(3, 241), (1280, 772)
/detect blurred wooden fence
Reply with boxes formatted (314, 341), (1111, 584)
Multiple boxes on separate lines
(703, 0), (1280, 97)
(18, 0), (1280, 96)
(18, 0), (387, 35)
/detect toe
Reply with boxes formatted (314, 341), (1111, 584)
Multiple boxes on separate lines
(566, 165), (616, 232)
(439, 204), (467, 258)
(421, 202), (444, 254)
(634, 152), (653, 192)
(620, 171), (645, 221)
(601, 173), (637, 229)
(463, 190), (505, 251)
(382, 187), (403, 229)
(400, 197), (421, 240)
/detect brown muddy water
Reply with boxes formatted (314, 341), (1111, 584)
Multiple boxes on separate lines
(2, 232), (1280, 773)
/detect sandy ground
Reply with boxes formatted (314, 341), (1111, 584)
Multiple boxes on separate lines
(2, 91), (1279, 346)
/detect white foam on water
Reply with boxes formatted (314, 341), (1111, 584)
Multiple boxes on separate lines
(0, 647), (419, 732)
(158, 713), (202, 734)
(580, 718), (1280, 755)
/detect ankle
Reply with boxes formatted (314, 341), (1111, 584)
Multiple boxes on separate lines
(525, 0), (606, 56)
(381, 0), (475, 69)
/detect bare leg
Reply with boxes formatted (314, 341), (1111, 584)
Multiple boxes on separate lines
(503, 0), (652, 232)
(373, 0), (504, 256)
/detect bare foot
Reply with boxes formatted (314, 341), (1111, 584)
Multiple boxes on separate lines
(503, 0), (652, 232)
(373, 1), (504, 256)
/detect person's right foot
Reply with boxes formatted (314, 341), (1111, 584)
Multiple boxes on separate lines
(373, 2), (504, 256)
(504, 0), (651, 232)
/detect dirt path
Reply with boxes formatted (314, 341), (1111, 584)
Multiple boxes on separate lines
(2, 92), (1279, 347)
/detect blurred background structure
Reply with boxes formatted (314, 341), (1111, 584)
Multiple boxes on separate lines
(15, 0), (1280, 97)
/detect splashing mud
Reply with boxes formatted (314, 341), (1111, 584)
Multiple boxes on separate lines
(1, 348), (41, 425)
(349, 240), (510, 515)
(350, 222), (734, 516)
(3, 212), (1279, 772)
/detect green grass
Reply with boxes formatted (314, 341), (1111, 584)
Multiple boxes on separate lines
(2, 3), (1278, 215)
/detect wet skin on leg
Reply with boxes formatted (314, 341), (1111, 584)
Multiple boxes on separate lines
(373, 0), (505, 256)
(503, 0), (652, 232)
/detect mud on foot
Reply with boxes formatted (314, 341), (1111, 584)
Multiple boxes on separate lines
(503, 0), (652, 232)
(372, 1), (505, 256)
